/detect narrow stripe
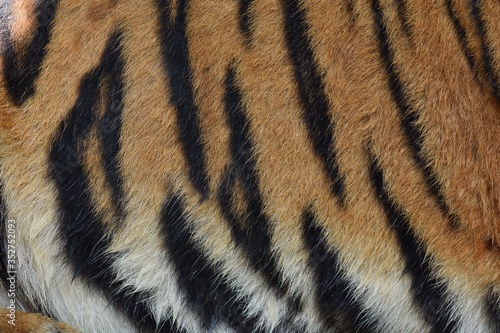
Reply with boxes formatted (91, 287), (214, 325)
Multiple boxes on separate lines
(487, 290), (500, 333)
(49, 32), (176, 333)
(346, 0), (356, 18)
(3, 0), (60, 105)
(218, 65), (288, 298)
(281, 0), (346, 205)
(445, 0), (476, 72)
(471, 0), (500, 103)
(395, 0), (412, 38)
(155, 0), (209, 197)
(371, 0), (460, 228)
(302, 209), (374, 332)
(238, 0), (254, 46)
(98, 38), (126, 217)
(368, 153), (457, 333)
(160, 194), (260, 332)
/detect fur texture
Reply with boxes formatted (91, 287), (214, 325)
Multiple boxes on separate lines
(0, 0), (499, 332)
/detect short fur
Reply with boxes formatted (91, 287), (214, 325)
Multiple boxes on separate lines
(0, 0), (499, 332)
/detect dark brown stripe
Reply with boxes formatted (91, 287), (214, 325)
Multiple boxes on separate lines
(395, 0), (412, 38)
(445, 0), (476, 72)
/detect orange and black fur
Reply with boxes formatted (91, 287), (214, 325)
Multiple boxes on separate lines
(0, 0), (499, 332)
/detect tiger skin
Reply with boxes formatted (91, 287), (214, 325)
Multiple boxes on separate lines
(0, 0), (499, 332)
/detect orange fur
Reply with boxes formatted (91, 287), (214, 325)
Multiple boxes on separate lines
(0, 0), (499, 332)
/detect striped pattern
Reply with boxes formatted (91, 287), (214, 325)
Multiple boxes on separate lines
(2, 0), (60, 105)
(0, 1), (499, 333)
(282, 0), (347, 206)
(48, 31), (176, 333)
(368, 153), (456, 333)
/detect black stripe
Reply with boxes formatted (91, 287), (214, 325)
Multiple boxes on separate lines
(49, 32), (177, 333)
(302, 209), (375, 332)
(368, 153), (457, 333)
(238, 0), (254, 46)
(371, 0), (460, 228)
(281, 0), (346, 205)
(155, 0), (209, 197)
(98, 39), (126, 217)
(0, 180), (8, 290)
(346, 0), (355, 17)
(471, 0), (500, 103)
(160, 194), (260, 332)
(218, 65), (289, 299)
(445, 0), (476, 72)
(3, 0), (60, 105)
(487, 289), (500, 333)
(395, 0), (412, 38)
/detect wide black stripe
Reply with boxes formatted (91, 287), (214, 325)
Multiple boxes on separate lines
(487, 290), (500, 333)
(371, 0), (460, 228)
(238, 0), (254, 46)
(98, 39), (126, 217)
(445, 0), (476, 72)
(368, 154), (457, 333)
(49, 32), (177, 333)
(302, 209), (374, 332)
(155, 0), (209, 197)
(3, 0), (60, 105)
(0, 180), (8, 290)
(471, 0), (500, 103)
(281, 0), (346, 205)
(160, 194), (260, 332)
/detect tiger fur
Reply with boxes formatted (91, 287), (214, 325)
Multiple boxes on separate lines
(0, 0), (500, 332)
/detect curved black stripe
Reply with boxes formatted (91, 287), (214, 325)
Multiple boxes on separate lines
(487, 290), (500, 333)
(445, 0), (476, 72)
(471, 0), (500, 103)
(155, 0), (209, 197)
(302, 209), (375, 332)
(160, 194), (261, 332)
(371, 0), (460, 228)
(238, 0), (254, 46)
(98, 40), (126, 217)
(3, 0), (60, 105)
(281, 0), (346, 205)
(218, 65), (289, 298)
(49, 32), (177, 333)
(368, 153), (457, 333)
